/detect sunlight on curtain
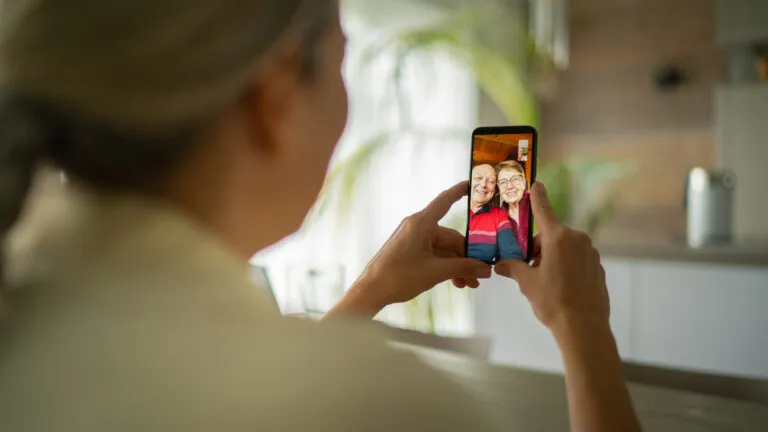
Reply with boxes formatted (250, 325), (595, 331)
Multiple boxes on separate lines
(252, 0), (478, 335)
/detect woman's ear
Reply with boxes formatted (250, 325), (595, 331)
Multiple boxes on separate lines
(240, 48), (304, 157)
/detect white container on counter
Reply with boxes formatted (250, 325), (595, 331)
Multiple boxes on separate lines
(686, 167), (735, 248)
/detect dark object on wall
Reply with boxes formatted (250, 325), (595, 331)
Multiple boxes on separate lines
(654, 65), (687, 91)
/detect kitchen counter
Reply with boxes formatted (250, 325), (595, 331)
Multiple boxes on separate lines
(396, 343), (768, 431)
(598, 241), (768, 267)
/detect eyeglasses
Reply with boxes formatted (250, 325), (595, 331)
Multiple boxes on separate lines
(498, 175), (526, 189)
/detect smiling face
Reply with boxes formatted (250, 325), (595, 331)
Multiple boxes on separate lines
(470, 164), (496, 210)
(498, 167), (526, 206)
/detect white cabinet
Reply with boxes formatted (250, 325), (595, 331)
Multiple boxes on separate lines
(633, 261), (768, 379)
(474, 275), (564, 373)
(475, 258), (768, 379)
(473, 258), (635, 374)
(604, 259), (635, 358)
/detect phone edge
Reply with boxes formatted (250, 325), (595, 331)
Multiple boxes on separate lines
(466, 125), (538, 263)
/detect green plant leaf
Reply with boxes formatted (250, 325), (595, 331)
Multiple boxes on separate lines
(569, 159), (637, 235)
(382, 10), (538, 127)
(586, 190), (621, 237)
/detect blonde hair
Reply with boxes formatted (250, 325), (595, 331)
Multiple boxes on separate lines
(0, 0), (333, 290)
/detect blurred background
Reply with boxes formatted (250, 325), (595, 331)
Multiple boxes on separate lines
(252, 0), (768, 384)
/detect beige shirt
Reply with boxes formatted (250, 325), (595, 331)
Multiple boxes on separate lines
(0, 184), (501, 431)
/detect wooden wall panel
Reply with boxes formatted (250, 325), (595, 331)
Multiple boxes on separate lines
(540, 0), (724, 244)
(472, 133), (534, 181)
(546, 130), (715, 244)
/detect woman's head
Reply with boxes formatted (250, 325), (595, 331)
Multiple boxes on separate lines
(0, 0), (347, 257)
(495, 160), (526, 206)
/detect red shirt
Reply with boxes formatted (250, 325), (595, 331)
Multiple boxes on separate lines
(468, 205), (524, 264)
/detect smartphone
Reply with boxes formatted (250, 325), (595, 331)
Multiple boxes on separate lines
(465, 126), (537, 264)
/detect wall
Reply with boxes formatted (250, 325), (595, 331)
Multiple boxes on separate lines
(540, 0), (725, 244)
(717, 85), (768, 241)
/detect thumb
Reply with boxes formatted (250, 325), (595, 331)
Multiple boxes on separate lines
(433, 258), (492, 281)
(495, 259), (534, 283)
(530, 182), (561, 234)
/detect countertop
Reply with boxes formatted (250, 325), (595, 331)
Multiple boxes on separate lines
(396, 343), (768, 431)
(597, 240), (768, 267)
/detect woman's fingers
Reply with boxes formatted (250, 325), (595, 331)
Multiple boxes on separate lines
(415, 183), (493, 288)
(452, 277), (480, 289)
(435, 226), (466, 257)
(433, 257), (492, 281)
(452, 278), (467, 288)
(530, 234), (543, 266)
(530, 183), (561, 234)
(495, 259), (534, 284)
(437, 231), (483, 289)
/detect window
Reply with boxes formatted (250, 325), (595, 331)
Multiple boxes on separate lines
(253, 0), (479, 335)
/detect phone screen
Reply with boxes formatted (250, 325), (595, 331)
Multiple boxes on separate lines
(465, 126), (537, 264)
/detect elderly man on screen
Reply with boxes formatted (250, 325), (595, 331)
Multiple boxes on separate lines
(467, 164), (525, 264)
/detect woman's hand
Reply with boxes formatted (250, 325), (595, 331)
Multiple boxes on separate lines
(494, 182), (609, 333)
(325, 182), (492, 320)
(496, 184), (641, 432)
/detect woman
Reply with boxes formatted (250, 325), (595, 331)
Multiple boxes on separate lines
(496, 160), (531, 257)
(0, 1), (640, 431)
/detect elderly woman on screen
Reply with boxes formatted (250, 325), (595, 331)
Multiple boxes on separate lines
(496, 160), (531, 257)
(0, 1), (639, 431)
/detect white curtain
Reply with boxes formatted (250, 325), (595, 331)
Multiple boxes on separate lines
(252, 0), (479, 335)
